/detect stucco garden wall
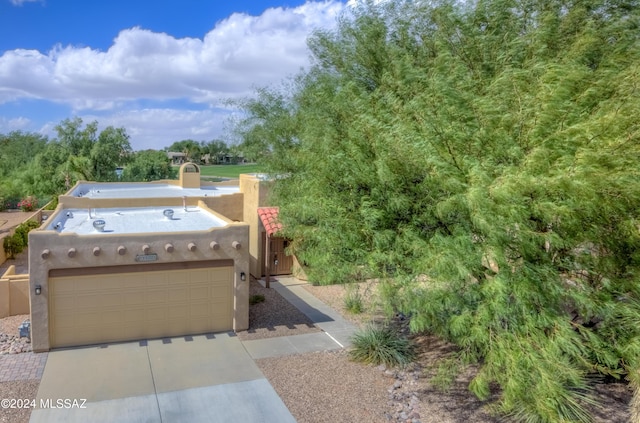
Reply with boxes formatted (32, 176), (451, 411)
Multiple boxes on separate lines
(0, 266), (30, 318)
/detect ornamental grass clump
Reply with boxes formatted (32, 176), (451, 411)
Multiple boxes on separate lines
(343, 288), (364, 314)
(349, 324), (414, 368)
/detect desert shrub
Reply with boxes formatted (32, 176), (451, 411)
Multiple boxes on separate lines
(3, 234), (24, 259)
(249, 294), (265, 305)
(43, 196), (58, 210)
(349, 324), (414, 368)
(343, 287), (364, 314)
(14, 220), (40, 246)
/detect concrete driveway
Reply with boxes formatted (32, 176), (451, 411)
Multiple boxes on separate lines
(30, 332), (296, 423)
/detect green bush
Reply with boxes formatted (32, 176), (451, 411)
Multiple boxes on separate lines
(249, 294), (265, 305)
(3, 235), (24, 259)
(349, 324), (414, 368)
(43, 197), (57, 210)
(14, 220), (40, 246)
(343, 288), (364, 314)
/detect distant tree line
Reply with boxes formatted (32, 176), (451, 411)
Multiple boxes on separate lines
(0, 117), (176, 208)
(0, 118), (251, 209)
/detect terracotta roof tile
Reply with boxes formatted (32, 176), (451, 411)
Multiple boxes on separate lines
(257, 207), (283, 237)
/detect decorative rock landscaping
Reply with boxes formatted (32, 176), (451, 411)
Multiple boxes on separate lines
(379, 364), (423, 423)
(0, 332), (32, 355)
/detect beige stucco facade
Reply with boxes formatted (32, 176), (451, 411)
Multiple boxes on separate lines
(0, 266), (29, 318)
(26, 165), (274, 352)
(240, 174), (272, 278)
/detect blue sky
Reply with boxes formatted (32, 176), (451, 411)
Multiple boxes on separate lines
(0, 0), (347, 150)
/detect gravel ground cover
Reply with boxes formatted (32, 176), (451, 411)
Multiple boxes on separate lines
(0, 380), (39, 423)
(0, 314), (40, 423)
(237, 279), (321, 341)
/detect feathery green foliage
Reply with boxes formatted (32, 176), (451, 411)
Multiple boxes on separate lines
(236, 0), (640, 420)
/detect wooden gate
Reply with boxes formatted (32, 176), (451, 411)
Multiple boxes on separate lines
(262, 234), (293, 276)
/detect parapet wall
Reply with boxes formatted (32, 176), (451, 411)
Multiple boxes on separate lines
(0, 266), (29, 318)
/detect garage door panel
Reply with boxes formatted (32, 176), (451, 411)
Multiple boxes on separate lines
(147, 290), (169, 304)
(124, 291), (147, 305)
(123, 308), (146, 322)
(49, 265), (233, 348)
(189, 286), (209, 298)
(168, 288), (189, 302)
(190, 302), (212, 316)
(168, 305), (189, 320)
(102, 310), (124, 325)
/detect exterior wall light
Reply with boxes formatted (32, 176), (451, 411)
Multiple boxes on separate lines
(35, 285), (42, 295)
(240, 272), (246, 281)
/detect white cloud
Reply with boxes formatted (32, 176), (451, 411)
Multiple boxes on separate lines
(0, 1), (344, 110)
(0, 116), (31, 131)
(9, 0), (43, 6)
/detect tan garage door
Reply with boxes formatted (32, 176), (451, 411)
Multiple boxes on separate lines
(49, 261), (233, 348)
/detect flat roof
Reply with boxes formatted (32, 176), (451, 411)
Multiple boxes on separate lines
(47, 206), (228, 235)
(69, 183), (239, 199)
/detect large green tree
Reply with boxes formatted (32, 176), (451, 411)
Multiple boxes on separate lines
(236, 0), (640, 421)
(122, 150), (177, 182)
(12, 118), (133, 197)
(0, 131), (48, 178)
(90, 126), (133, 181)
(0, 131), (49, 205)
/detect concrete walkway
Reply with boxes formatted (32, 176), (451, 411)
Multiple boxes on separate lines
(29, 277), (358, 422)
(242, 277), (357, 359)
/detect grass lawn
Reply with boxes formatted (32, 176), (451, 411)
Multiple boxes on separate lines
(198, 163), (264, 179)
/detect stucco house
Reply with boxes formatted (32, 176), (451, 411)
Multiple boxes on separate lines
(27, 164), (287, 352)
(166, 151), (187, 165)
